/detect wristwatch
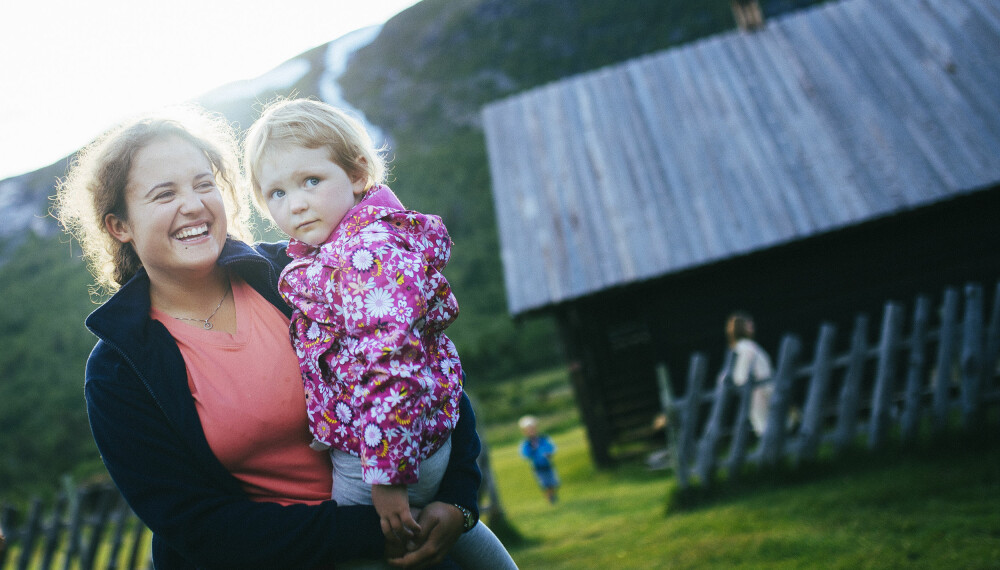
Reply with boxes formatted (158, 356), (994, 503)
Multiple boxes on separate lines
(451, 503), (476, 532)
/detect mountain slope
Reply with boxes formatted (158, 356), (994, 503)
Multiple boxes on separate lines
(0, 0), (828, 502)
(338, 0), (829, 378)
(0, 29), (383, 502)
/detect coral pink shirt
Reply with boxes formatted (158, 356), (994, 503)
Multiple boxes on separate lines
(152, 276), (332, 506)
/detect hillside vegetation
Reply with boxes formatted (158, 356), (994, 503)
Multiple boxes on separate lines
(338, 0), (828, 379)
(0, 235), (104, 500)
(0, 0), (827, 503)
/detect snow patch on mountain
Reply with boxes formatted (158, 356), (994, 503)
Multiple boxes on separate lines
(0, 177), (53, 240)
(319, 25), (386, 146)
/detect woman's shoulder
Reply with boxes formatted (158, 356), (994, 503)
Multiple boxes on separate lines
(86, 338), (120, 376)
(250, 240), (290, 261)
(211, 239), (287, 285)
(218, 237), (288, 261)
(84, 338), (151, 406)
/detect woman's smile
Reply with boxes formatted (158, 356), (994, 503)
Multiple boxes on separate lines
(174, 222), (210, 241)
(109, 135), (229, 281)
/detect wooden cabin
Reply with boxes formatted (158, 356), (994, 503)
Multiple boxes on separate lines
(481, 0), (1000, 466)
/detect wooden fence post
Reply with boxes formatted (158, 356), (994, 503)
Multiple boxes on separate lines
(960, 284), (985, 430)
(984, 282), (1000, 395)
(125, 522), (148, 570)
(869, 302), (904, 449)
(62, 486), (85, 570)
(932, 288), (960, 433)
(655, 363), (679, 464)
(834, 314), (869, 453)
(15, 499), (42, 570)
(476, 438), (510, 531)
(39, 492), (68, 569)
(797, 323), (838, 463)
(760, 335), (801, 467)
(80, 487), (117, 570)
(694, 369), (732, 486)
(900, 296), (931, 442)
(0, 504), (13, 568)
(675, 353), (707, 489)
(724, 377), (755, 478)
(106, 500), (133, 570)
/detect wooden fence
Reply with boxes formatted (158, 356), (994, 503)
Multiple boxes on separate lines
(0, 436), (509, 569)
(0, 483), (149, 570)
(661, 281), (1000, 489)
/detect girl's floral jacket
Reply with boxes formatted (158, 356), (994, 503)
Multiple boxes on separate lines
(279, 185), (464, 486)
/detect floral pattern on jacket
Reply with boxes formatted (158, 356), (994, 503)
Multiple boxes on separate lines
(279, 185), (463, 486)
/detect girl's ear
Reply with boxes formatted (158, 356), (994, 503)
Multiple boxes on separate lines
(351, 156), (369, 198)
(105, 213), (134, 244)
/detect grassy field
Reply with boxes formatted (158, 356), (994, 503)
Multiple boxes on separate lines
(475, 369), (1000, 569)
(5, 367), (998, 568)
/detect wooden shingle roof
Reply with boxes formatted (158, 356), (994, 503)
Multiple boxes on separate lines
(482, 0), (1000, 316)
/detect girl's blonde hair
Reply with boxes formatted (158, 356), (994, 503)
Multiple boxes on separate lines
(242, 98), (387, 217)
(53, 106), (252, 294)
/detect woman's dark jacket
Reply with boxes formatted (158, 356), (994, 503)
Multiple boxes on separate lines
(84, 239), (482, 569)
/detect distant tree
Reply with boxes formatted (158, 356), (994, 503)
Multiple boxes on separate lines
(0, 234), (104, 503)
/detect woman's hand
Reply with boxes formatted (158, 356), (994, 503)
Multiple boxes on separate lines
(387, 501), (464, 568)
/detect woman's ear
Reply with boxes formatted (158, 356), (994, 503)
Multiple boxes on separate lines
(105, 213), (133, 244)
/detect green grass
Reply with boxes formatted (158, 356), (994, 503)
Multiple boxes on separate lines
(480, 369), (1000, 569)
(6, 366), (998, 568)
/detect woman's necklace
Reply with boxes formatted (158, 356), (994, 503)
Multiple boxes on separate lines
(172, 286), (230, 330)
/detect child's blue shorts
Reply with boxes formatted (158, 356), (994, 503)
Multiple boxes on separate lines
(534, 466), (559, 489)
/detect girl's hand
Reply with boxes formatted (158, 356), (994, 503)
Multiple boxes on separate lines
(384, 507), (422, 561)
(388, 501), (464, 569)
(372, 484), (421, 542)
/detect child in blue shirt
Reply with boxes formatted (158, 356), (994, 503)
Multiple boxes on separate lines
(518, 416), (559, 504)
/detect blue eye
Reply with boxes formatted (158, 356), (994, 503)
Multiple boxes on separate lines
(268, 189), (286, 200)
(305, 177), (320, 187)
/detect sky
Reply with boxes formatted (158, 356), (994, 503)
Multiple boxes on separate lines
(0, 0), (421, 181)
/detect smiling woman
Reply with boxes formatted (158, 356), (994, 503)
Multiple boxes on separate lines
(49, 104), (484, 569)
(104, 137), (232, 309)
(55, 106), (251, 295)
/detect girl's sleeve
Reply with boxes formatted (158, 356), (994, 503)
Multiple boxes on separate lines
(334, 235), (462, 486)
(85, 343), (384, 569)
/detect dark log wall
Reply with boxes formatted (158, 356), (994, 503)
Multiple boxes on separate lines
(558, 186), (1000, 465)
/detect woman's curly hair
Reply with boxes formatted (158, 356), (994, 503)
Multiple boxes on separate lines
(53, 105), (253, 294)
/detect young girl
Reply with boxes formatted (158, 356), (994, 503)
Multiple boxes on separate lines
(243, 99), (516, 569)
